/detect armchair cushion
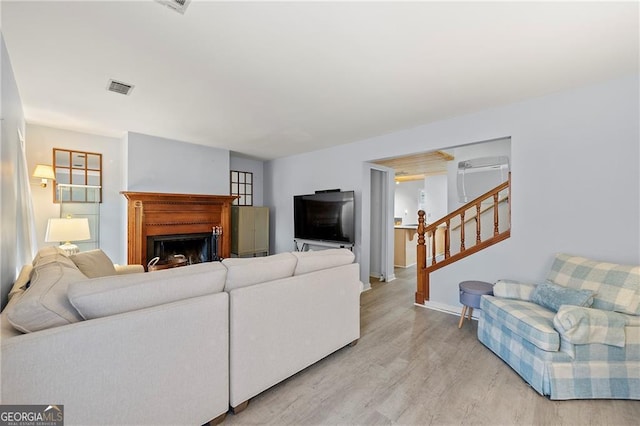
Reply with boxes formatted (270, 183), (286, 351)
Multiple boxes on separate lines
(493, 279), (537, 301)
(531, 281), (594, 312)
(70, 249), (117, 278)
(481, 295), (559, 351)
(553, 306), (627, 348)
(547, 253), (640, 315)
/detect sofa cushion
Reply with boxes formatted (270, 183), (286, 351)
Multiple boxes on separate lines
(6, 252), (86, 333)
(292, 249), (355, 275)
(70, 249), (117, 278)
(493, 279), (537, 301)
(531, 281), (595, 312)
(481, 295), (560, 351)
(547, 253), (640, 315)
(68, 261), (227, 319)
(222, 253), (297, 291)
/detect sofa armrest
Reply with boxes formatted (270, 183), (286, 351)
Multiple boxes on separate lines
(114, 264), (145, 274)
(1, 293), (229, 425)
(493, 279), (538, 301)
(553, 305), (627, 347)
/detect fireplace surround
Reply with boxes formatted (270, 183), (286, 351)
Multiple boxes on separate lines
(121, 191), (236, 268)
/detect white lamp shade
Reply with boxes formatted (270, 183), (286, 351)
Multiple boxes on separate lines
(33, 164), (56, 180)
(45, 218), (91, 243)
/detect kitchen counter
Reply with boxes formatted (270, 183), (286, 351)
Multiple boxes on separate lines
(394, 225), (418, 230)
(394, 224), (446, 267)
(394, 226), (418, 268)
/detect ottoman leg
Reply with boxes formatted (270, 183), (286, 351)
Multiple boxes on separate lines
(458, 305), (467, 328)
(468, 307), (473, 321)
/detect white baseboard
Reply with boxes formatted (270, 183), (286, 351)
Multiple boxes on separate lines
(415, 300), (479, 320)
(393, 263), (416, 268)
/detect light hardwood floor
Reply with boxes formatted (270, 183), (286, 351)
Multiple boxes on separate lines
(224, 266), (640, 425)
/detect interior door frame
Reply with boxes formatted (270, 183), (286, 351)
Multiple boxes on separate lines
(361, 163), (395, 290)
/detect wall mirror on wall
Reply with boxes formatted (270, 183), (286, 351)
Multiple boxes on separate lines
(230, 170), (253, 206)
(53, 148), (102, 203)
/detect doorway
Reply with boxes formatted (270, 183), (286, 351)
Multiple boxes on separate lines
(366, 165), (395, 285)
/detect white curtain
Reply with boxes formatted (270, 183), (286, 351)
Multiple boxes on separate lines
(15, 130), (38, 266)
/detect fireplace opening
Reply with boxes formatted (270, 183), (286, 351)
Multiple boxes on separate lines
(147, 233), (217, 266)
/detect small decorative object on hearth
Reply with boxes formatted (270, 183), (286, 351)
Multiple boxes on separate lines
(212, 226), (223, 261)
(147, 254), (188, 271)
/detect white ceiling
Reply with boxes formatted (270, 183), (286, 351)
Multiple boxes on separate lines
(2, 1), (638, 160)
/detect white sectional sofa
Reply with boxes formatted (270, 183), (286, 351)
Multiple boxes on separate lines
(0, 247), (361, 425)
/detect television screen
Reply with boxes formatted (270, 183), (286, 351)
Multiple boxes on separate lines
(294, 191), (355, 244)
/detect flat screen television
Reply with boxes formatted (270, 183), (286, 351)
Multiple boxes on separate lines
(294, 190), (355, 244)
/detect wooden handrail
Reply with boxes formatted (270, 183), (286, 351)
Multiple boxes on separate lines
(446, 193), (509, 232)
(415, 174), (511, 304)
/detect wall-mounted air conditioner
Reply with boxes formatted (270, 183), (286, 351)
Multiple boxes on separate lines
(457, 156), (510, 203)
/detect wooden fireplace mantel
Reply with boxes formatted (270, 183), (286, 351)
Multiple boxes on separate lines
(121, 191), (237, 267)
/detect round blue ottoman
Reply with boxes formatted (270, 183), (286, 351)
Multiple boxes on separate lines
(458, 280), (494, 328)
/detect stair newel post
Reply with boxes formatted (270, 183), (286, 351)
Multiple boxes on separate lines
(476, 203), (482, 244)
(493, 193), (500, 236)
(416, 210), (427, 304)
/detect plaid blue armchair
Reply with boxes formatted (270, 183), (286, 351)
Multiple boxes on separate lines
(478, 253), (639, 400)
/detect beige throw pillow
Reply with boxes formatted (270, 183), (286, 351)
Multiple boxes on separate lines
(70, 249), (117, 278)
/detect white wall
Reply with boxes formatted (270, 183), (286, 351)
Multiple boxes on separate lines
(125, 132), (229, 195)
(424, 174), (448, 222)
(265, 76), (640, 310)
(394, 180), (423, 225)
(23, 129), (236, 266)
(1, 33), (26, 308)
(230, 154), (264, 206)
(25, 124), (125, 264)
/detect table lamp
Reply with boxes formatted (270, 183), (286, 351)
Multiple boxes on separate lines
(45, 217), (91, 255)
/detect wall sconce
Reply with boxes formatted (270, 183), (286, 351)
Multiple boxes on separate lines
(33, 164), (55, 188)
(45, 217), (91, 255)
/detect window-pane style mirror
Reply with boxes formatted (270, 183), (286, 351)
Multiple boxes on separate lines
(230, 170), (253, 206)
(53, 148), (102, 203)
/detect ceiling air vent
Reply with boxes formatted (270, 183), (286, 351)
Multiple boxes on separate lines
(107, 79), (134, 96)
(155, 0), (191, 14)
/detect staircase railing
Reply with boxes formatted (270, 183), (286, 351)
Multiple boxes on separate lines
(415, 175), (511, 304)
